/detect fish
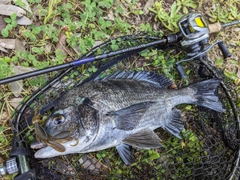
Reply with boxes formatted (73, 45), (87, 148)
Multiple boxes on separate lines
(33, 71), (225, 165)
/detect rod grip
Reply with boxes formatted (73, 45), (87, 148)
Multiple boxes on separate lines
(218, 41), (231, 59)
(208, 22), (222, 33)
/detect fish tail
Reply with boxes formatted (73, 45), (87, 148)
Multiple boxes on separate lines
(190, 79), (225, 112)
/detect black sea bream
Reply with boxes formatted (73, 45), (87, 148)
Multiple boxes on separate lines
(33, 71), (225, 164)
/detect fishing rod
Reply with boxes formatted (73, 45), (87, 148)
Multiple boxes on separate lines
(0, 13), (239, 84)
(0, 39), (167, 84)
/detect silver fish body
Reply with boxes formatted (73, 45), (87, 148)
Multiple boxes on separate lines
(34, 71), (225, 164)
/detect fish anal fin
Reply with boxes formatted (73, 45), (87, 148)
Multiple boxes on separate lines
(116, 144), (132, 165)
(164, 109), (184, 138)
(107, 102), (155, 130)
(123, 129), (162, 148)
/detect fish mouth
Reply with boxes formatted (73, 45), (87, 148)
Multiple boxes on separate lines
(30, 141), (54, 158)
(30, 141), (62, 158)
(32, 139), (81, 158)
(30, 141), (47, 150)
(34, 146), (61, 158)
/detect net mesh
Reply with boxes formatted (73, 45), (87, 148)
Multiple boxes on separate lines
(10, 34), (240, 180)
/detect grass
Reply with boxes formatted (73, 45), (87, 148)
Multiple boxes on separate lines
(0, 0), (239, 179)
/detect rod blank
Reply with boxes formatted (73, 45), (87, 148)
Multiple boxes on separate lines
(0, 39), (167, 85)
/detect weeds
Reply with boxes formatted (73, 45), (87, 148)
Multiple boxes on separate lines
(0, 0), (239, 179)
(2, 13), (18, 38)
(149, 1), (182, 32)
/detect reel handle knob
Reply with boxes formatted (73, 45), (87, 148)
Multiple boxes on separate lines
(218, 41), (231, 59)
(176, 63), (188, 79)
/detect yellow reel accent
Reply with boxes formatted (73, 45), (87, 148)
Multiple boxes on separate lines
(189, 17), (205, 33)
(195, 17), (205, 27)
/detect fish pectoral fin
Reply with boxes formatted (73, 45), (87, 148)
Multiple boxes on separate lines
(123, 128), (162, 148)
(164, 109), (184, 138)
(107, 102), (155, 131)
(116, 144), (132, 165)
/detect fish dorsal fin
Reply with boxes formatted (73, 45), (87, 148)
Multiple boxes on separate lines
(123, 129), (162, 148)
(107, 102), (155, 131)
(116, 144), (132, 165)
(94, 71), (173, 89)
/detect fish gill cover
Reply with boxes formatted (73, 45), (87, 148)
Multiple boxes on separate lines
(11, 34), (240, 180)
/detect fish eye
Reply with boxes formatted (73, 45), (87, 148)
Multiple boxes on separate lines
(53, 115), (65, 125)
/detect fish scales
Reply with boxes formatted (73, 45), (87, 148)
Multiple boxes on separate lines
(78, 81), (173, 111)
(33, 71), (225, 165)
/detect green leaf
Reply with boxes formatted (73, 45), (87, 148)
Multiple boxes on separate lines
(12, 21), (18, 27)
(183, 7), (188, 14)
(189, 135), (197, 142)
(4, 17), (11, 24)
(6, 24), (13, 30)
(215, 58), (223, 66)
(170, 2), (177, 18)
(22, 30), (31, 37)
(150, 152), (160, 160)
(116, 5), (124, 14)
(28, 75), (46, 86)
(32, 26), (42, 34)
(65, 2), (72, 9)
(1, 29), (9, 37)
(28, 54), (36, 61)
(0, 126), (4, 132)
(0, 60), (11, 78)
(187, 3), (197, 8)
(14, 0), (26, 7)
(10, 13), (17, 21)
(32, 47), (44, 54)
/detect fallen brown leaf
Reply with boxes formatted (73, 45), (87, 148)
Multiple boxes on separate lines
(9, 97), (23, 108)
(0, 0), (12, 4)
(55, 32), (68, 56)
(0, 15), (6, 32)
(0, 111), (9, 121)
(143, 0), (155, 14)
(93, 41), (103, 48)
(0, 39), (15, 49)
(16, 16), (32, 25)
(15, 38), (25, 51)
(0, 4), (26, 17)
(9, 65), (38, 97)
(107, 10), (114, 21)
(0, 46), (8, 53)
(9, 80), (23, 97)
